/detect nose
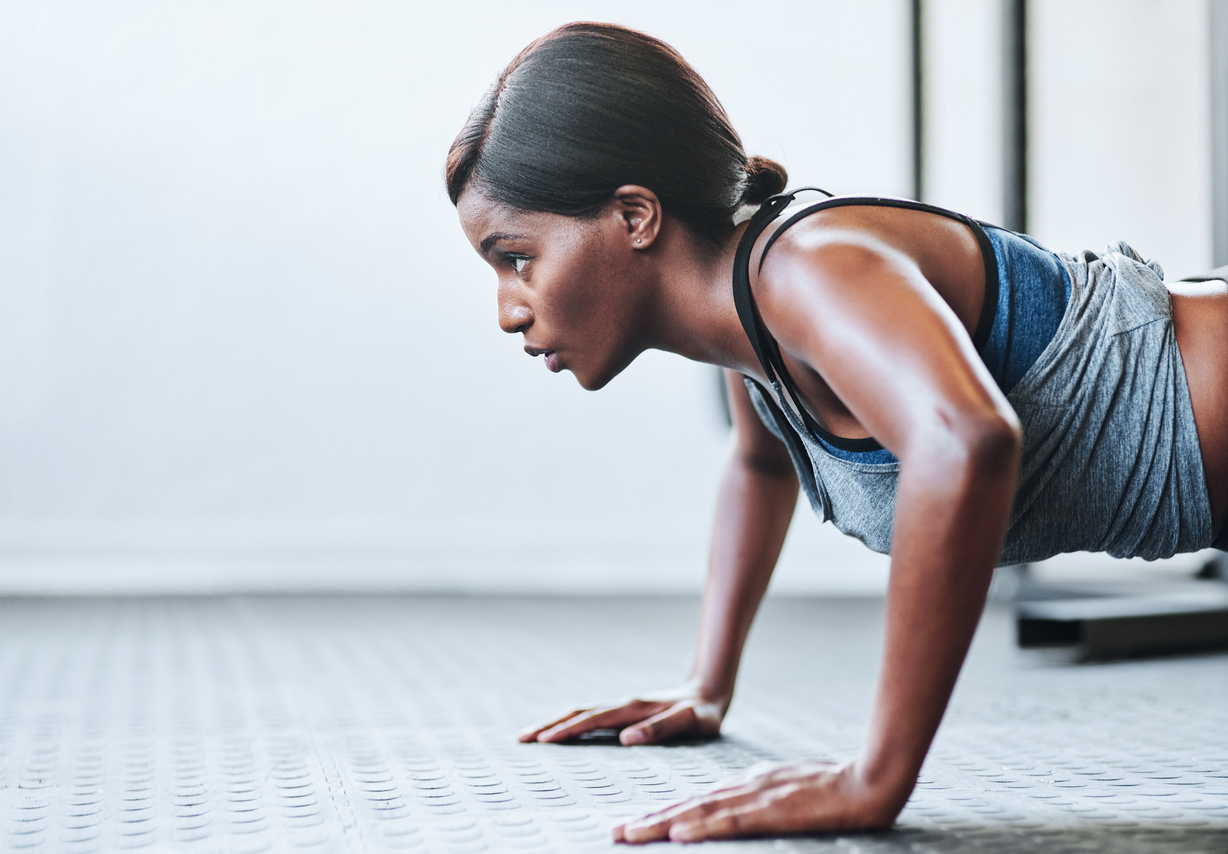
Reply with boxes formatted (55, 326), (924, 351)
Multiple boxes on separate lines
(497, 279), (532, 335)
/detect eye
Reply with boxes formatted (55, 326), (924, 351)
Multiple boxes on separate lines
(508, 254), (528, 274)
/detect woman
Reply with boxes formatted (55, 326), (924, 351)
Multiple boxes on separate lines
(446, 22), (1228, 844)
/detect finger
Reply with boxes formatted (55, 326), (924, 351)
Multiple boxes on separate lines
(616, 795), (708, 843)
(672, 779), (831, 842)
(671, 802), (772, 842)
(538, 702), (667, 743)
(518, 708), (590, 743)
(621, 777), (763, 830)
(618, 787), (762, 843)
(620, 703), (698, 745)
(617, 802), (698, 844)
(637, 778), (761, 823)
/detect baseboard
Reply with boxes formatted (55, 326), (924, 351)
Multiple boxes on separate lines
(0, 516), (892, 596)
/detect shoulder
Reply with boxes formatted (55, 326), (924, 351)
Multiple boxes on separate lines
(747, 207), (917, 321)
(748, 204), (925, 283)
(746, 201), (989, 345)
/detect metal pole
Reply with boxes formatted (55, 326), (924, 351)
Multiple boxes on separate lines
(1212, 0), (1228, 266)
(1002, 0), (1028, 233)
(911, 0), (924, 202)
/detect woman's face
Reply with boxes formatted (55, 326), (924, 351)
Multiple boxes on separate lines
(457, 187), (650, 390)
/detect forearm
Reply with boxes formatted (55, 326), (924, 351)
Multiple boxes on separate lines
(858, 425), (1020, 807)
(690, 445), (798, 705)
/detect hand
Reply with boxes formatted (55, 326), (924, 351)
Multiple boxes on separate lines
(612, 760), (904, 843)
(517, 682), (726, 746)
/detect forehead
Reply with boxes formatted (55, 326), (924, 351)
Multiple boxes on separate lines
(457, 188), (531, 246)
(456, 187), (590, 254)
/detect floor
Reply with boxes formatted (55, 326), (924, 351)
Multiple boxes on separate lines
(0, 595), (1223, 853)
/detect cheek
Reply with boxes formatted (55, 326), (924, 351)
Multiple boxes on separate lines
(547, 252), (617, 330)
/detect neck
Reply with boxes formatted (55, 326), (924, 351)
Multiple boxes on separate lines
(641, 220), (759, 374)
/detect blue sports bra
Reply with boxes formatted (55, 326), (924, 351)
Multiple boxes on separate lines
(733, 189), (1072, 464)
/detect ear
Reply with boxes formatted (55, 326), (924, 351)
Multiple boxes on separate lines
(608, 185), (663, 250)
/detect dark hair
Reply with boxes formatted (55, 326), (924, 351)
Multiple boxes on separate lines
(445, 22), (787, 241)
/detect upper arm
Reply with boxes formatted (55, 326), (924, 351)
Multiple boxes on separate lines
(755, 232), (1019, 462)
(725, 369), (797, 480)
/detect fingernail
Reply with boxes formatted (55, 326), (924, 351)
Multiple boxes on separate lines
(620, 730), (643, 745)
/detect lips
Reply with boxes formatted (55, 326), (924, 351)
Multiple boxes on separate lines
(525, 345), (563, 373)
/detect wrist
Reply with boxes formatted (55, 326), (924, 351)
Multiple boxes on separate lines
(683, 674), (734, 711)
(850, 753), (919, 814)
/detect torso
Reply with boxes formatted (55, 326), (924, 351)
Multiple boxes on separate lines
(746, 203), (1228, 545)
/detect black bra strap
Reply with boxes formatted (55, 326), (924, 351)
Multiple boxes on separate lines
(731, 193), (801, 392)
(732, 191), (1001, 454)
(733, 188), (859, 449)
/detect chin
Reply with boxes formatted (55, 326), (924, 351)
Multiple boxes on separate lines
(574, 369), (612, 392)
(573, 352), (636, 392)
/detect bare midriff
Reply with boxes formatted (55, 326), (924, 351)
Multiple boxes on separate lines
(1169, 278), (1228, 548)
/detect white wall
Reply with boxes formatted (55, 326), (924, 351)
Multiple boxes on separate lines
(925, 0), (1214, 278)
(923, 0), (1005, 223)
(0, 1), (1216, 595)
(1030, 0), (1213, 279)
(0, 1), (908, 594)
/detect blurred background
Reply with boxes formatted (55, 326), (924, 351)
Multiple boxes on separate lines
(0, 0), (1223, 596)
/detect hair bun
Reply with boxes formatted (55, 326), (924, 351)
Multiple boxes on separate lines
(743, 155), (788, 205)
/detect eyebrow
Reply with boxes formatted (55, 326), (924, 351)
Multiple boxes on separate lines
(480, 232), (528, 255)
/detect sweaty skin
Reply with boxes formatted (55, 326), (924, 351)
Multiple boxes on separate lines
(458, 186), (1228, 843)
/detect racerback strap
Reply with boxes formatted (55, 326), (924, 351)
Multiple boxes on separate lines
(732, 189), (1000, 453)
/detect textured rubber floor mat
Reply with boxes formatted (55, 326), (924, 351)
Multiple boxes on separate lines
(0, 596), (1222, 853)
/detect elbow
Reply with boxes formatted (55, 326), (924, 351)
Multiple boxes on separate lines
(738, 449), (800, 482)
(957, 410), (1022, 479)
(733, 436), (800, 483)
(905, 406), (1021, 480)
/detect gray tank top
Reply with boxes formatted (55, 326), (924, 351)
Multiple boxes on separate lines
(737, 196), (1214, 564)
